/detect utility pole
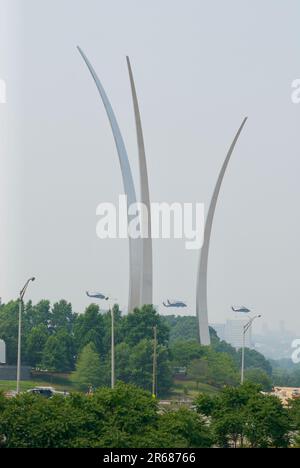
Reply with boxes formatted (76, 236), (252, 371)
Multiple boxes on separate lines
(111, 304), (115, 389)
(152, 325), (157, 398)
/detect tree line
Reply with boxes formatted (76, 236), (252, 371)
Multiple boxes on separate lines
(0, 300), (274, 393)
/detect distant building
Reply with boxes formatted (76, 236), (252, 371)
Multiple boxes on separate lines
(0, 340), (6, 364)
(211, 319), (252, 350)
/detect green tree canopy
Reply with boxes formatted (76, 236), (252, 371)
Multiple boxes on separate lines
(72, 343), (104, 390)
(0, 383), (213, 448)
(196, 383), (290, 448)
(188, 349), (239, 388)
(42, 329), (75, 372)
(121, 305), (169, 347)
(169, 340), (205, 367)
(244, 368), (273, 392)
(111, 338), (172, 396)
(73, 304), (105, 356)
(25, 324), (49, 367)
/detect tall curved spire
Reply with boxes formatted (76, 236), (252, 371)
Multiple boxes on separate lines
(77, 46), (141, 312)
(196, 117), (248, 345)
(126, 57), (153, 306)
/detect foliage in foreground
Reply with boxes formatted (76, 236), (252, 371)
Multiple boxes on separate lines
(0, 383), (212, 449)
(196, 383), (291, 448)
(0, 382), (297, 448)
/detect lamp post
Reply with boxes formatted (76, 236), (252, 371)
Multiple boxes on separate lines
(241, 314), (261, 385)
(17, 277), (35, 394)
(109, 300), (115, 389)
(152, 325), (157, 398)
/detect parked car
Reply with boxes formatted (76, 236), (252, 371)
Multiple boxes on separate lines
(27, 387), (69, 398)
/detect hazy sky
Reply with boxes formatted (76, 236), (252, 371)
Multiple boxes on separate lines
(0, 0), (299, 335)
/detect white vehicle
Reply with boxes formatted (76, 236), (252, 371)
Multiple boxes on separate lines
(27, 387), (69, 398)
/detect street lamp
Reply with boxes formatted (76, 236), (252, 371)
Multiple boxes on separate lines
(108, 299), (117, 389)
(86, 291), (117, 389)
(17, 277), (35, 394)
(241, 314), (261, 385)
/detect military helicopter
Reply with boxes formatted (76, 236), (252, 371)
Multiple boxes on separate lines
(86, 291), (109, 300)
(231, 305), (251, 313)
(163, 299), (187, 308)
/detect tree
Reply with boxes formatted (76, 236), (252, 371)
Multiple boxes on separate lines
(109, 340), (172, 396)
(134, 407), (212, 448)
(92, 382), (159, 444)
(162, 315), (221, 343)
(273, 365), (300, 387)
(73, 304), (105, 356)
(162, 315), (199, 342)
(25, 324), (49, 367)
(72, 343), (104, 390)
(127, 339), (172, 396)
(239, 348), (273, 376)
(156, 343), (173, 396)
(196, 383), (290, 448)
(196, 388), (248, 448)
(24, 300), (51, 328)
(121, 305), (169, 347)
(213, 336), (272, 376)
(288, 398), (300, 447)
(154, 407), (212, 448)
(169, 340), (205, 367)
(42, 329), (75, 372)
(188, 349), (239, 388)
(245, 393), (290, 448)
(49, 300), (76, 332)
(114, 342), (132, 383)
(244, 368), (273, 392)
(0, 393), (91, 448)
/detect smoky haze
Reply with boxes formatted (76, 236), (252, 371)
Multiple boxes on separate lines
(0, 0), (299, 335)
